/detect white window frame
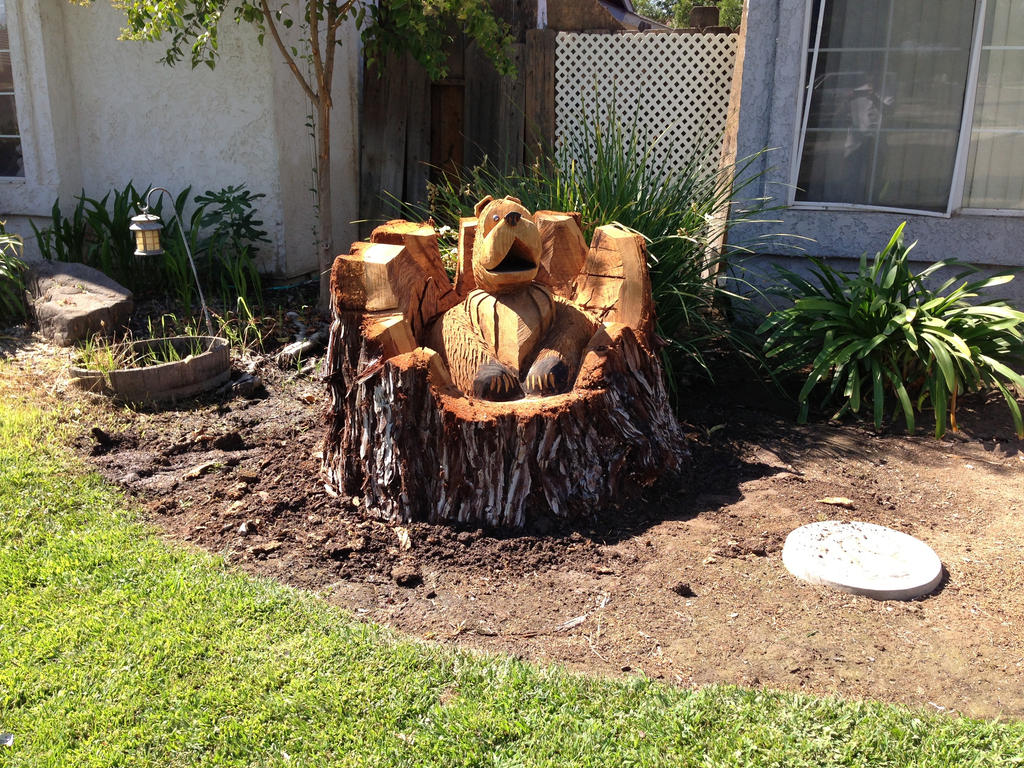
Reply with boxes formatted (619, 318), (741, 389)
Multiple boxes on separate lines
(788, 0), (1023, 219)
(0, 0), (64, 217)
(0, 0), (24, 179)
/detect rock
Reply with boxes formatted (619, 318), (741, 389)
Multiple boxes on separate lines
(276, 330), (327, 369)
(252, 540), (282, 555)
(182, 460), (219, 480)
(231, 374), (264, 398)
(26, 261), (133, 346)
(391, 562), (422, 587)
(237, 520), (256, 536)
(226, 482), (250, 500)
(224, 500), (246, 516)
(326, 537), (366, 560)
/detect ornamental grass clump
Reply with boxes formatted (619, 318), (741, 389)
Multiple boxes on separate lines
(760, 223), (1024, 437)
(417, 99), (774, 390)
(0, 222), (27, 323)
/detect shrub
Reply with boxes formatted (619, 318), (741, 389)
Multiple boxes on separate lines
(759, 223), (1024, 437)
(32, 183), (267, 311)
(413, 100), (772, 390)
(0, 221), (27, 323)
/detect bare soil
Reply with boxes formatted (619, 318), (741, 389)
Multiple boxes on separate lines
(6, 330), (1023, 720)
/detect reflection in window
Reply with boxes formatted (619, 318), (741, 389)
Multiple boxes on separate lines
(795, 0), (975, 212)
(0, 0), (23, 178)
(964, 0), (1024, 210)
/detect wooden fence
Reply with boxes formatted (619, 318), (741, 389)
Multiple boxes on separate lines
(358, 28), (738, 229)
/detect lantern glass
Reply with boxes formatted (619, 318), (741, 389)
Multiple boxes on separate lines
(139, 228), (161, 253)
(130, 212), (165, 257)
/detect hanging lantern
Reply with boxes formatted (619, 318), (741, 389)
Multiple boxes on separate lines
(129, 188), (215, 337)
(130, 211), (164, 257)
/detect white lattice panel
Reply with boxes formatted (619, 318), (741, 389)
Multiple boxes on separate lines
(555, 32), (737, 174)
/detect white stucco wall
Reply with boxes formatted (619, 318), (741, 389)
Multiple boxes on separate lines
(730, 0), (1024, 305)
(0, 0), (359, 278)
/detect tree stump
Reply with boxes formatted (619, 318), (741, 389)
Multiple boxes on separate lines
(322, 200), (689, 528)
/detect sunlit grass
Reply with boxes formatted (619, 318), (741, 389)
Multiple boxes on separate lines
(0, 382), (1021, 766)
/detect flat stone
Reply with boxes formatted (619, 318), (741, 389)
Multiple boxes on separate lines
(26, 261), (133, 345)
(782, 520), (943, 601)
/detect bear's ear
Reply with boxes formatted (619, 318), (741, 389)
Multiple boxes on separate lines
(474, 195), (494, 218)
(504, 196), (522, 205)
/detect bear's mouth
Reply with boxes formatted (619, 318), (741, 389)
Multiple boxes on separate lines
(488, 238), (537, 274)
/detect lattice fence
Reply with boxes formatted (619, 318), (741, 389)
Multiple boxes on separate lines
(554, 32), (737, 175)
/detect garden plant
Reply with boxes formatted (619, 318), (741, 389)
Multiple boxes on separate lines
(32, 182), (267, 312)
(418, 101), (774, 395)
(759, 223), (1024, 437)
(0, 221), (27, 323)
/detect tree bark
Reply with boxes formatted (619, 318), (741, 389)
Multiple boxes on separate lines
(323, 314), (688, 527)
(316, 96), (334, 311)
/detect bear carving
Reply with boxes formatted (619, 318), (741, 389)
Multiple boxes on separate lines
(430, 196), (597, 401)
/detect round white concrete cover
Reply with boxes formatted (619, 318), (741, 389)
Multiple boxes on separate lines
(782, 521), (943, 601)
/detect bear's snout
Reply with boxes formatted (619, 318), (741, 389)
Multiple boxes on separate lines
(504, 211), (522, 226)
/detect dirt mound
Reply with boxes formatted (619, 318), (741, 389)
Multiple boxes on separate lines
(51, 347), (1024, 720)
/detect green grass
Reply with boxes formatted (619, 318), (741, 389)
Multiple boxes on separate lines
(0, 391), (1022, 766)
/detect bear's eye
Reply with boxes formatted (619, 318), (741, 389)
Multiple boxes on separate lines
(492, 214), (500, 222)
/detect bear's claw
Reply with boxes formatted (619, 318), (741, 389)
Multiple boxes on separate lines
(524, 355), (570, 397)
(473, 361), (522, 401)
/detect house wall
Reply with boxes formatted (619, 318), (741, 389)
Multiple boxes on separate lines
(731, 0), (1024, 305)
(0, 0), (359, 279)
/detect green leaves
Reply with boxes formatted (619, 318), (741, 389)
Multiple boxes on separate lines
(413, 98), (776, 395)
(0, 223), (27, 322)
(761, 223), (1024, 437)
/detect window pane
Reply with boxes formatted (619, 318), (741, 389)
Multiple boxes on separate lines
(964, 1), (1024, 209)
(872, 130), (962, 211)
(965, 132), (1024, 208)
(0, 57), (12, 93)
(796, 0), (975, 211)
(797, 130), (877, 204)
(983, 0), (1024, 45)
(882, 51), (973, 130)
(0, 136), (21, 176)
(0, 94), (17, 134)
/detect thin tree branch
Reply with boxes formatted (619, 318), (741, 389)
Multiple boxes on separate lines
(259, 0), (318, 104)
(308, 0), (325, 97)
(324, 0), (359, 107)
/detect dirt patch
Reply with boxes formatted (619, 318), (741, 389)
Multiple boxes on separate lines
(9, 332), (1024, 720)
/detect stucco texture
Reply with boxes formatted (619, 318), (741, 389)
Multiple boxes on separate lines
(1, 0), (360, 277)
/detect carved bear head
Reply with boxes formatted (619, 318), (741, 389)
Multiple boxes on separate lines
(471, 195), (543, 295)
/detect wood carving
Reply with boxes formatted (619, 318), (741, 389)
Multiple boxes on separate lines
(431, 196), (595, 400)
(323, 197), (688, 528)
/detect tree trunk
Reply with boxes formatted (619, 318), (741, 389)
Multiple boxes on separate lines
(316, 97), (334, 311)
(323, 313), (688, 527)
(321, 217), (689, 529)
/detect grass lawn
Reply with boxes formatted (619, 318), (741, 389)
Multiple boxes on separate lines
(0, 381), (1022, 767)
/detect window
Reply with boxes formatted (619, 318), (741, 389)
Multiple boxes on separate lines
(794, 0), (1024, 215)
(0, 0), (22, 178)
